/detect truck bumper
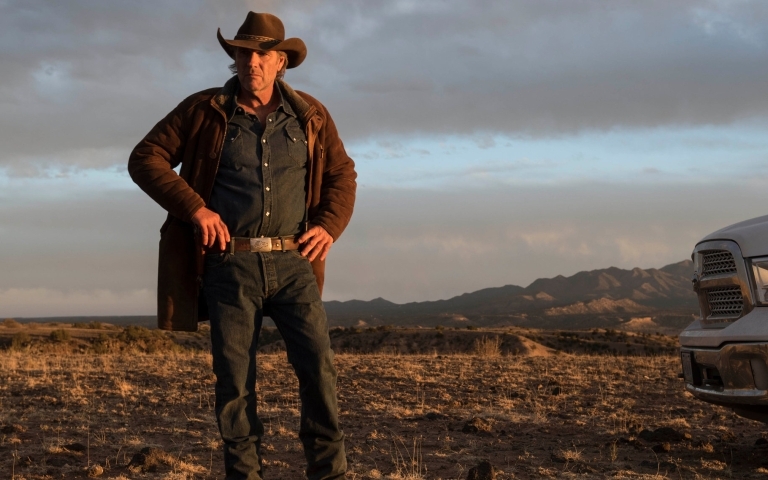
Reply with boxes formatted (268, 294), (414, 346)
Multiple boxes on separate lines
(681, 343), (768, 406)
(679, 307), (768, 348)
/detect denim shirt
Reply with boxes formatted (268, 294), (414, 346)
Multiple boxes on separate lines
(208, 83), (308, 238)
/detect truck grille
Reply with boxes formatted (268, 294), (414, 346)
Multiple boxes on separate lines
(706, 286), (744, 318)
(701, 250), (737, 276)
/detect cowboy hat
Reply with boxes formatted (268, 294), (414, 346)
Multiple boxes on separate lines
(217, 12), (307, 68)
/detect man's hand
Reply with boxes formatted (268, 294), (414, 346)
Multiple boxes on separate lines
(298, 225), (333, 262)
(191, 207), (230, 250)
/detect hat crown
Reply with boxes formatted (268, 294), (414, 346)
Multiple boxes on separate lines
(237, 12), (285, 41)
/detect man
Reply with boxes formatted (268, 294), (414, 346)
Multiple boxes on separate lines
(128, 12), (356, 480)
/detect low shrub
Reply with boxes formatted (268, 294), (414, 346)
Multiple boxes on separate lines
(49, 329), (71, 343)
(2, 318), (21, 328)
(90, 333), (113, 354)
(118, 325), (159, 343)
(473, 336), (501, 357)
(11, 332), (31, 350)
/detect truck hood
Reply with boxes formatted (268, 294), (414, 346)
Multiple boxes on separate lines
(700, 214), (768, 258)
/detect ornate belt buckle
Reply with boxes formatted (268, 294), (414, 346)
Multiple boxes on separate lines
(249, 237), (272, 252)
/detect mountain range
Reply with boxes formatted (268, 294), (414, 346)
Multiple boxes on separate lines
(12, 261), (699, 332)
(324, 260), (697, 330)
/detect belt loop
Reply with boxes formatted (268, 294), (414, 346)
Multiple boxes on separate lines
(280, 236), (286, 252)
(229, 239), (235, 255)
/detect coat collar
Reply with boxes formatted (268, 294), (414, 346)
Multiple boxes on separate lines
(276, 79), (316, 123)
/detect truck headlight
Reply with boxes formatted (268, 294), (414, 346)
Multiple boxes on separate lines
(751, 257), (768, 304)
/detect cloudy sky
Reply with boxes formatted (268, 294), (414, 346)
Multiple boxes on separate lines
(3, 0), (768, 316)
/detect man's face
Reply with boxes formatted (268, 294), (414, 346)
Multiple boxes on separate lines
(235, 47), (285, 96)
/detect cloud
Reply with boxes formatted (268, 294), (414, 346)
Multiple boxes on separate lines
(5, 0), (768, 315)
(4, 1), (768, 174)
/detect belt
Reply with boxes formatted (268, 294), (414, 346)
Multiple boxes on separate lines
(205, 236), (301, 254)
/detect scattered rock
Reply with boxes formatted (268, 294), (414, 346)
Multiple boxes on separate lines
(128, 447), (175, 473)
(638, 427), (690, 443)
(550, 452), (566, 463)
(466, 460), (496, 480)
(652, 442), (671, 453)
(0, 424), (25, 434)
(694, 440), (715, 453)
(65, 442), (87, 452)
(87, 464), (104, 477)
(616, 436), (643, 448)
(47, 456), (71, 467)
(719, 430), (737, 443)
(424, 412), (447, 421)
(462, 417), (493, 434)
(570, 463), (598, 474)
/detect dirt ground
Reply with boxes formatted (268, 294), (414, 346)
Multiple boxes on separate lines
(1, 326), (767, 479)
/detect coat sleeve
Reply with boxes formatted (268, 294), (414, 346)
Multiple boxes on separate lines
(127, 99), (206, 222)
(311, 104), (357, 241)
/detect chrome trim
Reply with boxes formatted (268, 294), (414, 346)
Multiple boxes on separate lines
(692, 240), (753, 328)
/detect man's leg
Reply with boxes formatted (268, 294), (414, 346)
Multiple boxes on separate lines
(203, 253), (265, 480)
(266, 251), (346, 480)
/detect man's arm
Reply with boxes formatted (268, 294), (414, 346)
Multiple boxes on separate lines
(127, 97), (230, 250)
(298, 104), (357, 261)
(127, 99), (206, 223)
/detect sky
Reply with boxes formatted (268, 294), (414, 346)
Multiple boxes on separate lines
(3, 0), (768, 316)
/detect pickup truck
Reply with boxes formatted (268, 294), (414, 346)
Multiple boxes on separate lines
(680, 215), (768, 422)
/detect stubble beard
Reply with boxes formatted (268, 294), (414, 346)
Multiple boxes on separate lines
(239, 71), (275, 99)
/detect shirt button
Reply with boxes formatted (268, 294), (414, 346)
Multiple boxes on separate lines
(265, 211), (270, 216)
(265, 187), (270, 191)
(264, 163), (268, 167)
(303, 140), (308, 145)
(262, 139), (266, 143)
(268, 118), (273, 122)
(292, 137), (297, 141)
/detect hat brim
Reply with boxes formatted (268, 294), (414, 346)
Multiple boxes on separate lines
(217, 28), (306, 68)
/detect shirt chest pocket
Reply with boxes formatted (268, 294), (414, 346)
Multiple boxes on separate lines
(220, 125), (245, 168)
(284, 125), (308, 167)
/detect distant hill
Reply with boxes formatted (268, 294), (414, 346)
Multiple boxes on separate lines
(10, 316), (156, 328)
(324, 260), (697, 331)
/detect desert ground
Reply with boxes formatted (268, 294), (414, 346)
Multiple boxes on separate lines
(1, 319), (767, 479)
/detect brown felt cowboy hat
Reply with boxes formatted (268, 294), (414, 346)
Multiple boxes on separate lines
(217, 12), (307, 68)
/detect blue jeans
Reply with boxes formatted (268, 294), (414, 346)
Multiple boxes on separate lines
(202, 250), (346, 480)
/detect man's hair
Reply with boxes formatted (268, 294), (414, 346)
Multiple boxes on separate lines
(229, 50), (288, 80)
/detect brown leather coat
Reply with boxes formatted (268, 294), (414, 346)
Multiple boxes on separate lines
(128, 77), (356, 331)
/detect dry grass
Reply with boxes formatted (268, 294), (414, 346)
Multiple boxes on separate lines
(1, 326), (767, 479)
